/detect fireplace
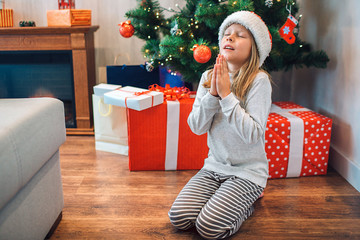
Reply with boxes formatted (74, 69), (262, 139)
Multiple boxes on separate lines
(0, 50), (76, 128)
(0, 26), (99, 135)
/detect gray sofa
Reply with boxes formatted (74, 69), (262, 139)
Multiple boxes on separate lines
(0, 98), (66, 240)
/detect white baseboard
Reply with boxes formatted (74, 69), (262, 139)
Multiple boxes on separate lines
(329, 145), (360, 192)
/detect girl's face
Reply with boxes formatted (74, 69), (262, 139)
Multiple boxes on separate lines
(220, 24), (253, 70)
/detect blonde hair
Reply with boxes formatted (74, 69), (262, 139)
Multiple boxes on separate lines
(203, 32), (270, 101)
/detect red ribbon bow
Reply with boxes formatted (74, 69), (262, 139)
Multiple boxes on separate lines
(149, 84), (190, 101)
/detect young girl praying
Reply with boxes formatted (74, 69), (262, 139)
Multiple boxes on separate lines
(168, 11), (272, 239)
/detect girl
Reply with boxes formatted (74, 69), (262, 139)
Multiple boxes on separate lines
(168, 11), (272, 239)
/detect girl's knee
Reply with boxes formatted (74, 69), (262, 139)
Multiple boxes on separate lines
(168, 206), (195, 230)
(195, 209), (243, 239)
(195, 215), (228, 239)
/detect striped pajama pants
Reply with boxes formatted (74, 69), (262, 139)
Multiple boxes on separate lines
(168, 169), (264, 239)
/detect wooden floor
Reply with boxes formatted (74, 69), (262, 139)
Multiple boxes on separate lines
(50, 136), (360, 240)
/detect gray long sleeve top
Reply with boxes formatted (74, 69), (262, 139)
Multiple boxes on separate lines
(188, 70), (272, 188)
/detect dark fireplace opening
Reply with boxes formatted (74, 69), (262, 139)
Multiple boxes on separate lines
(0, 50), (76, 128)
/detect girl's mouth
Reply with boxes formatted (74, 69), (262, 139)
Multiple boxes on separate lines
(224, 45), (235, 50)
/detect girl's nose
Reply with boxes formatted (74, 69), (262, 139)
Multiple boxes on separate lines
(226, 36), (233, 42)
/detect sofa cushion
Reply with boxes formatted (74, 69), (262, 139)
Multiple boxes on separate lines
(0, 98), (66, 210)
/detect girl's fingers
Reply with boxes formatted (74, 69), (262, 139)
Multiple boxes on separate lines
(209, 64), (218, 96)
(223, 56), (229, 73)
(213, 64), (217, 80)
(221, 55), (226, 73)
(213, 64), (218, 87)
(219, 55), (223, 71)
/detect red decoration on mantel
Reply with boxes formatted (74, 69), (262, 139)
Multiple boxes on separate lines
(58, 0), (75, 9)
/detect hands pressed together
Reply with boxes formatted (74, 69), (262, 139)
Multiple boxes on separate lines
(209, 54), (231, 99)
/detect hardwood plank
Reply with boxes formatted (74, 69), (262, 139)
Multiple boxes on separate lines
(239, 218), (360, 239)
(254, 196), (360, 219)
(51, 136), (360, 239)
(66, 128), (94, 136)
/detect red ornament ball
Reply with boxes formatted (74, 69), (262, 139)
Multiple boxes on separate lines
(193, 45), (211, 63)
(119, 20), (135, 38)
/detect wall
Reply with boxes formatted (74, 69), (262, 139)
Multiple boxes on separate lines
(288, 0), (360, 191)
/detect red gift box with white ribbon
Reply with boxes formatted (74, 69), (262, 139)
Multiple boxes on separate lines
(266, 102), (332, 179)
(127, 97), (208, 171)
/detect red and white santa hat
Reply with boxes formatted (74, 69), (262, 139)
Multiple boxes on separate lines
(218, 11), (272, 67)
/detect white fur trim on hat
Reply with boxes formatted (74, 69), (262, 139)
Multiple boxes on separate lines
(218, 11), (272, 67)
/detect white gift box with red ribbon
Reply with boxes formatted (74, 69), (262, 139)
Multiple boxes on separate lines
(93, 83), (122, 97)
(104, 86), (164, 111)
(265, 102), (332, 179)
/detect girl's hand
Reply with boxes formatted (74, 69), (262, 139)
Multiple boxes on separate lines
(216, 55), (231, 99)
(209, 55), (220, 97)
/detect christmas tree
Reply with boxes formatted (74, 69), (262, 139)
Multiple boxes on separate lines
(125, 0), (329, 83)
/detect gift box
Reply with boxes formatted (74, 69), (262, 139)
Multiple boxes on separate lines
(106, 65), (160, 89)
(0, 9), (13, 27)
(104, 86), (163, 111)
(93, 83), (128, 155)
(159, 66), (184, 87)
(93, 83), (122, 97)
(58, 0), (75, 9)
(266, 102), (332, 179)
(47, 9), (91, 27)
(127, 98), (208, 171)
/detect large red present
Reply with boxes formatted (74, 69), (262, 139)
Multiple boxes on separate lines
(266, 102), (332, 179)
(127, 98), (208, 171)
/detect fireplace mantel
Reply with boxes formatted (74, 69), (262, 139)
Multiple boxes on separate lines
(0, 26), (99, 135)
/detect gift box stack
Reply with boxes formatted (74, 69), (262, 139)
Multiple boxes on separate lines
(94, 83), (332, 178)
(266, 102), (332, 179)
(93, 83), (208, 170)
(0, 1), (13, 27)
(47, 0), (91, 27)
(104, 84), (207, 171)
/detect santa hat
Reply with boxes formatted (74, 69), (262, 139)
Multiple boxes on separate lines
(218, 11), (272, 67)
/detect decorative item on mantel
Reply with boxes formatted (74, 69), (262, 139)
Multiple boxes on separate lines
(47, 9), (91, 27)
(0, 0), (14, 27)
(58, 0), (75, 9)
(19, 21), (36, 27)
